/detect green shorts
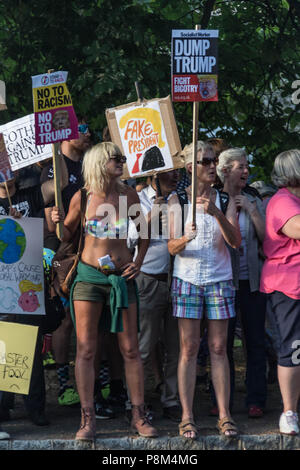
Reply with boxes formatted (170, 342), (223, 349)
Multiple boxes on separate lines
(72, 279), (137, 306)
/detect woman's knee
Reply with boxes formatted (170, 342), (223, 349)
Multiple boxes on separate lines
(180, 340), (199, 361)
(209, 340), (227, 358)
(76, 340), (96, 362)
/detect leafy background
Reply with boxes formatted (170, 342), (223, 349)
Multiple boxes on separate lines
(0, 0), (299, 182)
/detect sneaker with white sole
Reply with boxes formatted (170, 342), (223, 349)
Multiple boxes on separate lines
(279, 410), (299, 435)
(0, 426), (10, 440)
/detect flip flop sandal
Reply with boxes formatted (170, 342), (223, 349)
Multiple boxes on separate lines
(217, 416), (238, 438)
(178, 419), (198, 440)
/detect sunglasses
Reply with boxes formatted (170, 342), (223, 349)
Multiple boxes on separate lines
(110, 155), (127, 163)
(197, 157), (218, 166)
(78, 124), (89, 134)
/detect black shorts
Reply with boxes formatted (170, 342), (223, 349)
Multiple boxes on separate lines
(269, 291), (300, 367)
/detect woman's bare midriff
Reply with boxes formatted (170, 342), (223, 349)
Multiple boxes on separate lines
(81, 235), (133, 271)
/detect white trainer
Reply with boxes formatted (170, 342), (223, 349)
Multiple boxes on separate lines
(0, 427), (10, 440)
(279, 410), (299, 435)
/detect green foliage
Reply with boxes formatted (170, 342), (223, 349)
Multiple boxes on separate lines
(0, 0), (299, 181)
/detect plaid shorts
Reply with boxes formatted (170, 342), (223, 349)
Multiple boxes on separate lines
(171, 277), (236, 320)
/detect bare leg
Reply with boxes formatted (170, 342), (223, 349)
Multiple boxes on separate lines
(278, 365), (300, 412)
(74, 300), (103, 409)
(117, 302), (144, 406)
(208, 319), (236, 436)
(177, 318), (201, 438)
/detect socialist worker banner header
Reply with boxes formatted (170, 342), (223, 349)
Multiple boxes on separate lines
(171, 30), (219, 102)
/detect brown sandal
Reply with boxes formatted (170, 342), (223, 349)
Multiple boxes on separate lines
(179, 419), (198, 440)
(216, 416), (238, 438)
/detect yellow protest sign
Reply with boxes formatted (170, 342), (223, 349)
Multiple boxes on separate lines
(0, 321), (38, 395)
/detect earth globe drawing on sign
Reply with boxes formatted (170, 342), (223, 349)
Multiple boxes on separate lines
(0, 218), (26, 264)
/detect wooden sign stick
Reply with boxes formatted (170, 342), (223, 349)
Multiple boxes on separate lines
(46, 69), (63, 240)
(191, 25), (201, 226)
(4, 181), (12, 210)
(52, 142), (63, 240)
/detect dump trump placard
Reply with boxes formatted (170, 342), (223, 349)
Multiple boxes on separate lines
(106, 96), (183, 179)
(32, 71), (79, 145)
(171, 30), (219, 102)
(0, 321), (38, 395)
(0, 114), (52, 171)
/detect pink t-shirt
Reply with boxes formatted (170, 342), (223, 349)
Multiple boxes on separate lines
(260, 188), (300, 299)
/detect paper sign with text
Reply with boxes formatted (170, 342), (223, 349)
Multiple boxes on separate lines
(0, 216), (45, 315)
(171, 29), (219, 102)
(0, 134), (13, 182)
(32, 71), (78, 145)
(0, 321), (38, 394)
(0, 114), (52, 171)
(114, 100), (174, 178)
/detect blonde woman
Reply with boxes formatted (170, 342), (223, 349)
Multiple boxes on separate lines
(51, 142), (157, 440)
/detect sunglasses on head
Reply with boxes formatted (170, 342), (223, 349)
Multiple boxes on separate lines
(197, 157), (218, 166)
(78, 124), (89, 134)
(110, 154), (127, 163)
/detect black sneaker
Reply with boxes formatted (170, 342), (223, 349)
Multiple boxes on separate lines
(94, 398), (115, 420)
(106, 389), (128, 413)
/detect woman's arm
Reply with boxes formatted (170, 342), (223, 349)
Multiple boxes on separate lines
(200, 195), (241, 249)
(235, 195), (265, 243)
(50, 190), (82, 242)
(281, 214), (300, 239)
(167, 193), (197, 256)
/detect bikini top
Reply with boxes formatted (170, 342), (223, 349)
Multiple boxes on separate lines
(84, 193), (128, 239)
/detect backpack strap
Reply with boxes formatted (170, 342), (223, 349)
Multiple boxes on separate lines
(218, 189), (229, 215)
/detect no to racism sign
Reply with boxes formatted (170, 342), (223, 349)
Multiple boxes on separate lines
(32, 71), (79, 145)
(171, 30), (219, 102)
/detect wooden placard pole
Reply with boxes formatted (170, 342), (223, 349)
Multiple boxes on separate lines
(47, 69), (63, 240)
(52, 142), (63, 240)
(4, 181), (12, 210)
(191, 25), (201, 226)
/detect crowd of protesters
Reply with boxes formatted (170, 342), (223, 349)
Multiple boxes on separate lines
(0, 122), (299, 441)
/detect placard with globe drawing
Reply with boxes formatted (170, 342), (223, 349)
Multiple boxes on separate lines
(0, 217), (45, 315)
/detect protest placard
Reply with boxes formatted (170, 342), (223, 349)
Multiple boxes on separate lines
(32, 71), (78, 145)
(0, 80), (7, 111)
(0, 114), (52, 171)
(0, 321), (38, 394)
(0, 134), (13, 182)
(0, 216), (45, 315)
(171, 29), (219, 102)
(106, 96), (182, 179)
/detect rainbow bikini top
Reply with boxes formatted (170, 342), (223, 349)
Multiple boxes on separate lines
(85, 193), (128, 239)
(85, 217), (128, 239)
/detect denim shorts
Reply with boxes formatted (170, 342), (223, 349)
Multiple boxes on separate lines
(171, 277), (236, 320)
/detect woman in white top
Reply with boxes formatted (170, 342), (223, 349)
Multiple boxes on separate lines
(168, 141), (241, 438)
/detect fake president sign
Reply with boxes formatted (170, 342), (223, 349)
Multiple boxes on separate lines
(32, 71), (79, 145)
(171, 29), (219, 102)
(106, 96), (182, 179)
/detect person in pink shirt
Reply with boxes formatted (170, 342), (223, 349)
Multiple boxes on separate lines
(260, 149), (300, 436)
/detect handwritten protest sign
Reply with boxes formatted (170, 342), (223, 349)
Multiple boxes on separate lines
(0, 114), (52, 171)
(0, 321), (38, 394)
(0, 217), (45, 315)
(32, 71), (78, 145)
(0, 134), (13, 182)
(171, 30), (219, 102)
(106, 96), (182, 179)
